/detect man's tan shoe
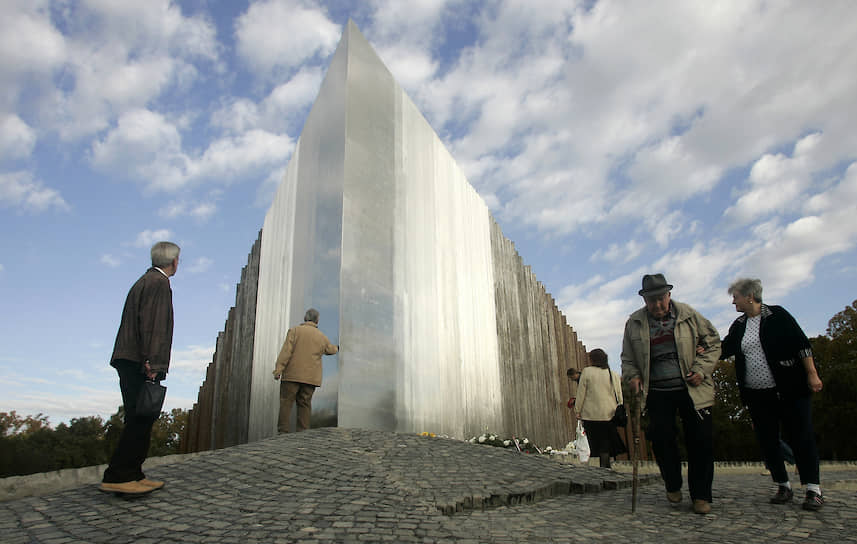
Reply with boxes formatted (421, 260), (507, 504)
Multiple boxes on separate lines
(138, 478), (165, 490)
(666, 491), (682, 504)
(99, 481), (155, 495)
(693, 499), (711, 514)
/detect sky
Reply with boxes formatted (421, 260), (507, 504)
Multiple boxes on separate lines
(2, 0), (856, 426)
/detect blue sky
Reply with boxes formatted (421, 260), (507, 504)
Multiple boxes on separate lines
(2, 0), (856, 425)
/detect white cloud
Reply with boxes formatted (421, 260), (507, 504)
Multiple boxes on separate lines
(210, 98), (261, 135)
(0, 264), (4, 272)
(398, 1), (857, 245)
(0, 114), (36, 160)
(91, 108), (190, 191)
(186, 257), (213, 274)
(724, 132), (824, 226)
(195, 129), (293, 181)
(591, 240), (644, 265)
(168, 344), (214, 386)
(100, 254), (121, 268)
(742, 162), (857, 295)
(93, 109), (292, 191)
(2, 0), (218, 140)
(0, 170), (69, 212)
(0, 2), (66, 89)
(210, 66), (324, 137)
(134, 229), (173, 248)
(558, 272), (641, 359)
(159, 198), (218, 221)
(235, 0), (339, 77)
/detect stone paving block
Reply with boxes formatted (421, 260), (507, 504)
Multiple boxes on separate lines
(1, 428), (855, 543)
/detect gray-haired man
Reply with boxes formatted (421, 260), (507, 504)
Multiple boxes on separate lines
(621, 274), (720, 514)
(100, 241), (179, 495)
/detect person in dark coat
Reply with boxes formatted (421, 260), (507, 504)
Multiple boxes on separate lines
(721, 277), (824, 511)
(100, 241), (179, 495)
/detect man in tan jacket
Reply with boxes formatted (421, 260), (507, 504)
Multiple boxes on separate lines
(273, 308), (338, 432)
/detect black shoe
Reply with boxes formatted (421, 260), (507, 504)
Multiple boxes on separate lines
(770, 486), (794, 504)
(802, 490), (823, 511)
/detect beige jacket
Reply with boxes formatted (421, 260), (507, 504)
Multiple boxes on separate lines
(575, 367), (623, 421)
(273, 321), (338, 386)
(621, 300), (720, 410)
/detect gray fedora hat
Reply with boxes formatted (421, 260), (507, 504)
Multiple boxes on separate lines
(639, 273), (673, 296)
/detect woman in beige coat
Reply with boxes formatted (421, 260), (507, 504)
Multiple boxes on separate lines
(575, 349), (627, 468)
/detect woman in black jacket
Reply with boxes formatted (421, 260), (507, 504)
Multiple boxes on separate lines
(721, 278), (824, 511)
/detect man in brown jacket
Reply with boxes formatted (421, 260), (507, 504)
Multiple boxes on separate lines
(100, 241), (179, 495)
(273, 308), (338, 433)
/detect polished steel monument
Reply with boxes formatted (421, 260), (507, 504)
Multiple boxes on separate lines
(183, 22), (587, 453)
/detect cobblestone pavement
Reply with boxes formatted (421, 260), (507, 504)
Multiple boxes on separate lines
(1, 428), (855, 543)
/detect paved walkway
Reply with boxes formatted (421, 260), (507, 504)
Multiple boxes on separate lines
(1, 428), (855, 543)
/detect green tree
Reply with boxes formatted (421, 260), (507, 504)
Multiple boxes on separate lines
(1, 407), (190, 477)
(149, 408), (189, 456)
(52, 417), (111, 468)
(711, 359), (759, 461)
(811, 299), (857, 459)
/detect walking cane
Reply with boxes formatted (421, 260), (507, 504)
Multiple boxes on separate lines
(631, 389), (642, 513)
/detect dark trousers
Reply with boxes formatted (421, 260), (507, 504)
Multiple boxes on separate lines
(646, 389), (714, 502)
(278, 381), (315, 433)
(744, 388), (819, 485)
(103, 360), (158, 483)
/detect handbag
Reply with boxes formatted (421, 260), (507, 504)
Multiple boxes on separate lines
(609, 370), (628, 427)
(575, 420), (590, 463)
(136, 380), (167, 418)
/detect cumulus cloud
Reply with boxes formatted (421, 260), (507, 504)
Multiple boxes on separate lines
(186, 257), (214, 274)
(743, 162), (857, 296)
(92, 108), (292, 191)
(159, 197), (219, 221)
(591, 240), (644, 265)
(2, 0), (218, 140)
(134, 229), (172, 248)
(724, 132), (822, 226)
(0, 114), (36, 160)
(168, 344), (215, 385)
(235, 0), (340, 77)
(0, 1), (66, 87)
(395, 0), (857, 246)
(91, 108), (190, 190)
(195, 129), (293, 182)
(0, 170), (69, 212)
(100, 254), (121, 268)
(210, 66), (324, 138)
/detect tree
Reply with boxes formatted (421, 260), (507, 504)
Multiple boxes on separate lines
(0, 411), (50, 436)
(0, 407), (190, 477)
(811, 299), (857, 460)
(711, 359), (759, 461)
(149, 408), (189, 457)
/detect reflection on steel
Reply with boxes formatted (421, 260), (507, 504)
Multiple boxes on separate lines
(183, 22), (588, 452)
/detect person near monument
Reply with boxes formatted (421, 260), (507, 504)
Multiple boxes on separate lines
(621, 273), (720, 514)
(273, 308), (338, 433)
(100, 241), (179, 495)
(574, 349), (627, 468)
(720, 278), (824, 511)
(566, 367), (581, 410)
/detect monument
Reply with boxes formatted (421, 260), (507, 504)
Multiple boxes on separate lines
(183, 21), (588, 453)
